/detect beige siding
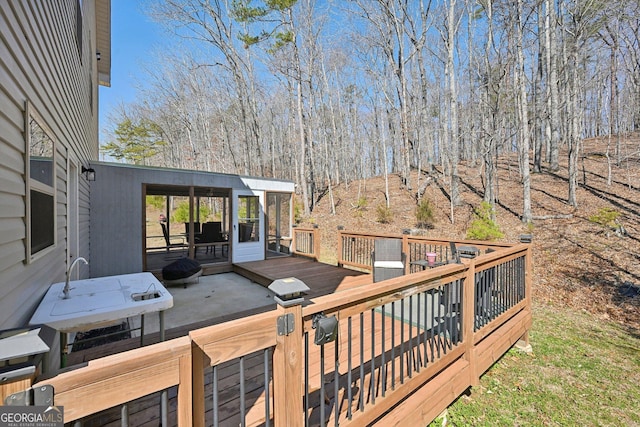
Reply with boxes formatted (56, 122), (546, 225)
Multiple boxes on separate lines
(0, 0), (100, 330)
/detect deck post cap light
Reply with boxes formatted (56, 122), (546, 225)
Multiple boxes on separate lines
(519, 234), (532, 243)
(458, 245), (480, 259)
(268, 277), (310, 307)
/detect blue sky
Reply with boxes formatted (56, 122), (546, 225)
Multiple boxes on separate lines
(98, 1), (163, 143)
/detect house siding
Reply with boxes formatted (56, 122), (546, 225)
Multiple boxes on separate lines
(0, 0), (102, 330)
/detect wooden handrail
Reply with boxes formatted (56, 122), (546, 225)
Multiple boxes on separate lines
(189, 310), (280, 366)
(34, 336), (192, 425)
(337, 231), (519, 272)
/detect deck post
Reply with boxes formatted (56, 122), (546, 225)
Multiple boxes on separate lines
(521, 244), (533, 347)
(337, 230), (344, 267)
(191, 342), (207, 427)
(177, 350), (193, 427)
(313, 227), (321, 261)
(269, 277), (308, 427)
(463, 259), (479, 387)
(273, 302), (304, 427)
(292, 227), (298, 255)
(402, 234), (410, 275)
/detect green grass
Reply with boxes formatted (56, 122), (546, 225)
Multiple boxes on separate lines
(435, 303), (640, 426)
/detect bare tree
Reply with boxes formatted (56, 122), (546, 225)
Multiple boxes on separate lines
(150, 0), (264, 175)
(546, 0), (561, 172)
(91, 0), (640, 224)
(514, 0), (532, 223)
(438, 0), (463, 222)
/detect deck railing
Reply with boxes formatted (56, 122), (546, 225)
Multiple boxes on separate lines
(337, 231), (514, 272)
(292, 227), (321, 261)
(35, 337), (193, 425)
(27, 234), (531, 426)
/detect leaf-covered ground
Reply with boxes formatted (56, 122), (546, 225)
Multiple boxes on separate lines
(306, 136), (640, 332)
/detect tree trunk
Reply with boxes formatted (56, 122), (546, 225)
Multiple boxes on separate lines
(516, 0), (532, 223)
(445, 0), (461, 222)
(547, 0), (561, 171)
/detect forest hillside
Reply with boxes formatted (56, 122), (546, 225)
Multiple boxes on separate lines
(301, 136), (640, 331)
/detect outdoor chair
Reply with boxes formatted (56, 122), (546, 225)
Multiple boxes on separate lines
(200, 222), (227, 256)
(372, 238), (406, 282)
(184, 222), (201, 238)
(239, 222), (254, 242)
(449, 241), (461, 264)
(184, 222), (201, 256)
(160, 222), (187, 253)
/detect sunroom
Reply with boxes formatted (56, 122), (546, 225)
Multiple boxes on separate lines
(88, 162), (295, 279)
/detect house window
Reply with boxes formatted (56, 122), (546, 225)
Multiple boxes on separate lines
(27, 105), (56, 259)
(238, 196), (259, 242)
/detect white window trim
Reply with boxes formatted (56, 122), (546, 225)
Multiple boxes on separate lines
(25, 100), (57, 263)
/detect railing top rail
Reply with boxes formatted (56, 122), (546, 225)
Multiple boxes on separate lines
(472, 243), (530, 269)
(408, 237), (516, 249)
(302, 262), (467, 319)
(338, 230), (517, 249)
(339, 230), (400, 239)
(36, 336), (191, 386)
(189, 309), (280, 365)
(292, 227), (319, 232)
(33, 336), (192, 421)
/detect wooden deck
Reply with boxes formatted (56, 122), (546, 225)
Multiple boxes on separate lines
(69, 258), (375, 426)
(33, 233), (532, 427)
(233, 257), (372, 298)
(41, 240), (531, 427)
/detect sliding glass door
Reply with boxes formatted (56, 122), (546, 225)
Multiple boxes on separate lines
(144, 185), (230, 272)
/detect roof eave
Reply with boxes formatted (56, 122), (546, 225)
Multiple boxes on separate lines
(96, 0), (111, 87)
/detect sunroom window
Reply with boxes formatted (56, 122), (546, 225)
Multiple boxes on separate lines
(27, 106), (56, 259)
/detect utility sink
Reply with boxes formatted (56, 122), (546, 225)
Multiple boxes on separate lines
(30, 272), (173, 333)
(51, 290), (126, 316)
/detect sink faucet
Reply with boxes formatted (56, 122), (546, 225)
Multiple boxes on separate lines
(64, 257), (88, 299)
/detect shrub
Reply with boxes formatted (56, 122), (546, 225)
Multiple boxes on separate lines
(172, 201), (211, 223)
(589, 207), (620, 228)
(293, 200), (304, 223)
(416, 198), (435, 229)
(466, 201), (504, 240)
(146, 195), (165, 209)
(356, 196), (368, 210)
(376, 204), (393, 224)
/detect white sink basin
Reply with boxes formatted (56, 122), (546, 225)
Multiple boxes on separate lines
(51, 290), (126, 316)
(30, 272), (173, 333)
